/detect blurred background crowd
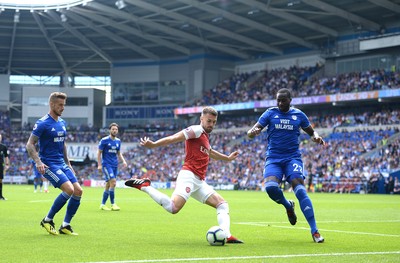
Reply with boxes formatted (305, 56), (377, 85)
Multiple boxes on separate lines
(2, 66), (400, 195)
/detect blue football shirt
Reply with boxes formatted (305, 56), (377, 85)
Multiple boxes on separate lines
(257, 107), (311, 159)
(98, 136), (121, 167)
(31, 114), (67, 165)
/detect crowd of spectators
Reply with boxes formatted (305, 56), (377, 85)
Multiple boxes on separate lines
(1, 66), (400, 194)
(2, 111), (400, 194)
(309, 109), (400, 129)
(188, 66), (399, 107)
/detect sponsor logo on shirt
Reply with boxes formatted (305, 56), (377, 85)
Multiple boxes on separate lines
(275, 119), (294, 130)
(200, 146), (209, 155)
(54, 137), (65, 142)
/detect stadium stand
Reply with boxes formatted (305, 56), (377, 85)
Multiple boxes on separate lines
(2, 67), (400, 194)
(188, 67), (399, 106)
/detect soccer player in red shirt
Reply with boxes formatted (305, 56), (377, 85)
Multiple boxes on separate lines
(125, 106), (243, 243)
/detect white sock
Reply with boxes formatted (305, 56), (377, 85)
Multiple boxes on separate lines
(43, 181), (48, 191)
(62, 222), (69, 227)
(142, 186), (173, 213)
(216, 202), (231, 238)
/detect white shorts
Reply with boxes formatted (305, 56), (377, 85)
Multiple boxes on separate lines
(173, 170), (216, 203)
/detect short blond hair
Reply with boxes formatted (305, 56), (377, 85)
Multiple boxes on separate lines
(202, 106), (218, 117)
(49, 92), (67, 103)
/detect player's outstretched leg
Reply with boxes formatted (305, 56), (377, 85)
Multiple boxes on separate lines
(126, 178), (176, 213)
(216, 202), (243, 244)
(125, 178), (151, 190)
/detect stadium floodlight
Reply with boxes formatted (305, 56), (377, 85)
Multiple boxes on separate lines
(0, 0), (92, 11)
(60, 13), (67, 22)
(115, 0), (126, 10)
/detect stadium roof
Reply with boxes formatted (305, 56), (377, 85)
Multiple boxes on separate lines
(0, 0), (399, 77)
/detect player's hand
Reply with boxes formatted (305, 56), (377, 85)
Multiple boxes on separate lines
(228, 151), (239, 161)
(36, 162), (48, 175)
(247, 127), (261, 139)
(312, 136), (326, 146)
(140, 137), (155, 148)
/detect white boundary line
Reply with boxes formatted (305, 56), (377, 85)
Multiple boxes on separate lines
(237, 220), (400, 224)
(237, 222), (400, 237)
(81, 251), (400, 263)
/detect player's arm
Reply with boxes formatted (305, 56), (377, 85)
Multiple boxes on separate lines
(117, 151), (127, 168)
(209, 149), (239, 161)
(4, 156), (10, 172)
(247, 123), (263, 139)
(97, 149), (103, 171)
(140, 131), (186, 149)
(303, 126), (325, 145)
(26, 134), (47, 174)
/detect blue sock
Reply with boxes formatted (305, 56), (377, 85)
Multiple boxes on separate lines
(47, 192), (70, 219)
(34, 182), (38, 190)
(102, 190), (109, 205)
(109, 188), (115, 204)
(265, 181), (291, 209)
(64, 195), (81, 224)
(294, 185), (317, 233)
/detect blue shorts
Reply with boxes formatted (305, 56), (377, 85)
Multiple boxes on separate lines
(102, 165), (118, 182)
(263, 158), (304, 183)
(44, 163), (77, 188)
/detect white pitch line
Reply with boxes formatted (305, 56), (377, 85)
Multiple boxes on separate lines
(81, 251), (400, 263)
(238, 222), (400, 237)
(237, 219), (400, 224)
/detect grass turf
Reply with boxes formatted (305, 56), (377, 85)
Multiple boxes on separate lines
(0, 184), (399, 263)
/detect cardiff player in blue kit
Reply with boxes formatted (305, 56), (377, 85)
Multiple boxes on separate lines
(247, 88), (325, 243)
(26, 92), (82, 236)
(98, 123), (127, 211)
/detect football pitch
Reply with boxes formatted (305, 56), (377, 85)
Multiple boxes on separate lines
(0, 185), (399, 263)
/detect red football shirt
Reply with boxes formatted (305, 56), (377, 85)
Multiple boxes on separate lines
(181, 125), (210, 180)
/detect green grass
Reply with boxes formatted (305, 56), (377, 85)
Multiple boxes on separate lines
(0, 185), (399, 263)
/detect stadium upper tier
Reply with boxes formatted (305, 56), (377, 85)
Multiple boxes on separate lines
(182, 67), (399, 110)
